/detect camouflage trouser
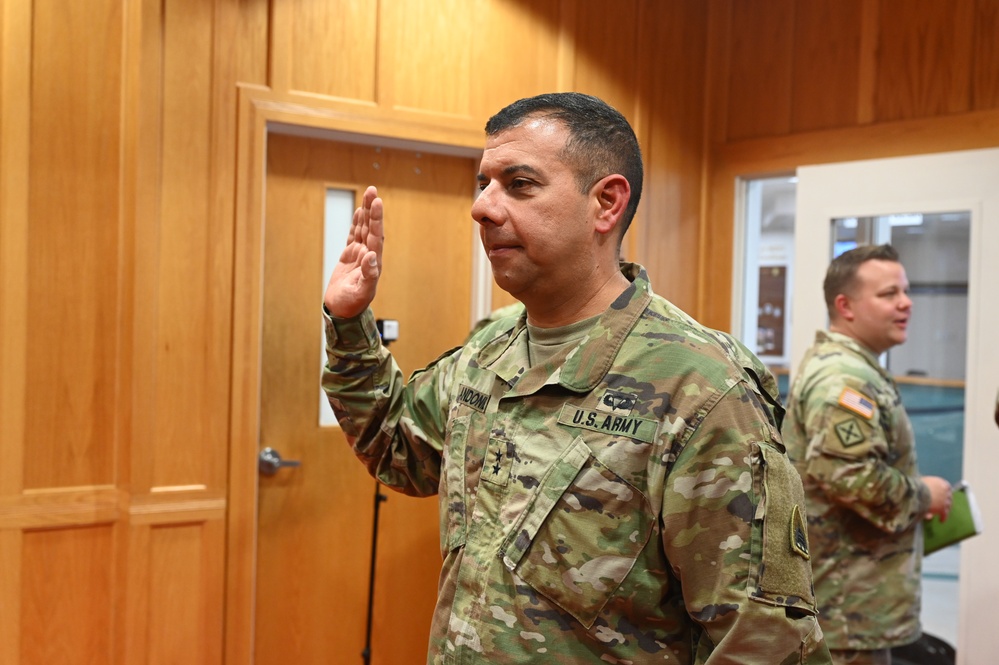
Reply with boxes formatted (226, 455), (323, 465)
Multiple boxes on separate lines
(830, 648), (891, 665)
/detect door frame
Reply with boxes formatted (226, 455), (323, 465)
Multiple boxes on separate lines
(225, 88), (483, 664)
(792, 149), (999, 663)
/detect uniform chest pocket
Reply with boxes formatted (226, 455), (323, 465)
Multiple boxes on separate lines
(498, 436), (654, 629)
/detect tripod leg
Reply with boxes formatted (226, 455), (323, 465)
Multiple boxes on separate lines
(362, 481), (387, 665)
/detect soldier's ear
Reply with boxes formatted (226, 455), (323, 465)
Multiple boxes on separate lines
(591, 174), (630, 235)
(833, 293), (855, 322)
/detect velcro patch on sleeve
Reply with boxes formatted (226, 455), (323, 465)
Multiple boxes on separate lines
(756, 443), (816, 606)
(837, 387), (875, 419)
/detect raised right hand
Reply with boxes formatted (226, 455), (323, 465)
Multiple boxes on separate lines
(324, 186), (384, 319)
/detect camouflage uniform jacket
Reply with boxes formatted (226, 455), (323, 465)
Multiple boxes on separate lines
(782, 330), (932, 650)
(323, 264), (829, 664)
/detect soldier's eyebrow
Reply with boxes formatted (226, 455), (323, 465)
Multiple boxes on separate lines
(476, 164), (543, 183)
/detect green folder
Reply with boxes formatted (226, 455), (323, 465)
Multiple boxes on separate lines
(923, 482), (983, 555)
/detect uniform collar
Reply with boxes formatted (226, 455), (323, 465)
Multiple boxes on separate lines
(478, 263), (653, 392)
(816, 329), (894, 383)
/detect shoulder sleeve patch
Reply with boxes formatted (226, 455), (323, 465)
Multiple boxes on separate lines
(833, 417), (866, 448)
(837, 387), (875, 419)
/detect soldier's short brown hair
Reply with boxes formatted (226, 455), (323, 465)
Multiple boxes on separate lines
(823, 243), (901, 318)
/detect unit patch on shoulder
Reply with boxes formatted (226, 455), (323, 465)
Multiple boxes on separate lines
(834, 417), (866, 448)
(790, 504), (810, 560)
(837, 387), (875, 419)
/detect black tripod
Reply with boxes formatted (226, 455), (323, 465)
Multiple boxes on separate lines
(361, 319), (397, 665)
(361, 481), (387, 665)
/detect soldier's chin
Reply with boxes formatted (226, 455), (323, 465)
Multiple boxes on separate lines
(490, 270), (524, 298)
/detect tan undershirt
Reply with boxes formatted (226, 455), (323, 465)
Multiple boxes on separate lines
(526, 314), (600, 367)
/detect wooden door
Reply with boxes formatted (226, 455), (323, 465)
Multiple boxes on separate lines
(258, 133), (478, 665)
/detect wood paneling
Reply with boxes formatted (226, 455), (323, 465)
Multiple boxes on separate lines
(874, 0), (977, 121)
(972, 0), (999, 110)
(381, 0), (476, 117)
(716, 0), (999, 142)
(278, 0), (378, 98)
(0, 0), (31, 499)
(725, 0), (795, 140)
(0, 488), (119, 530)
(0, 530), (23, 660)
(4, 0), (228, 663)
(119, 519), (225, 665)
(790, 0), (863, 132)
(856, 0), (879, 123)
(569, 0), (642, 121)
(21, 526), (114, 664)
(26, 0), (122, 489)
(468, 0), (562, 119)
(148, 522), (224, 665)
(230, 0), (269, 87)
(636, 0), (709, 313)
(149, 0), (230, 490)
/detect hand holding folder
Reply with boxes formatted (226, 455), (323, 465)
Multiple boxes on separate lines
(923, 481), (984, 555)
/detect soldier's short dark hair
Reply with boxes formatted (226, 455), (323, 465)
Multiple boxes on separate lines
(485, 92), (644, 237)
(823, 243), (901, 317)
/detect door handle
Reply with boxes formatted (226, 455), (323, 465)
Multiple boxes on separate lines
(258, 447), (302, 476)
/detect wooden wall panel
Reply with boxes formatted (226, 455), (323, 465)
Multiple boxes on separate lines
(972, 0), (999, 110)
(5, 0), (229, 662)
(874, 0), (976, 122)
(568, 1), (642, 121)
(715, 0), (999, 144)
(790, 0), (863, 132)
(147, 522), (224, 665)
(25, 0), (122, 489)
(724, 0), (795, 140)
(0, 531), (23, 660)
(282, 0), (378, 98)
(469, 0), (562, 119)
(0, 0), (32, 500)
(21, 526), (114, 664)
(231, 0), (269, 87)
(144, 0), (229, 489)
(381, 0), (477, 117)
(636, 0), (708, 313)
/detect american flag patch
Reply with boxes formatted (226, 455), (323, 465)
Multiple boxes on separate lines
(838, 387), (875, 419)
